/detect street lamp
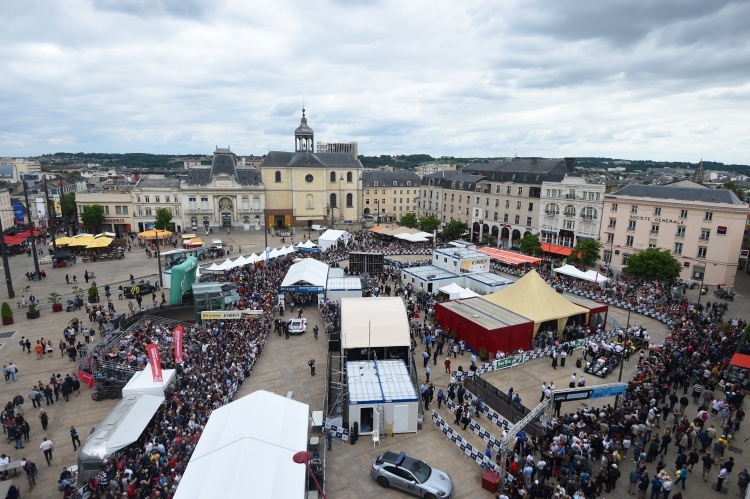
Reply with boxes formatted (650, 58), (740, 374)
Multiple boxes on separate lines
(375, 199), (381, 224)
(614, 307), (631, 409)
(292, 451), (326, 499)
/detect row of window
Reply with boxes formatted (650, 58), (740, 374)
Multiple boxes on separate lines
(274, 171), (355, 183)
(545, 189), (602, 201)
(604, 245), (709, 264)
(78, 205), (129, 215)
(136, 195), (179, 204)
(611, 203), (714, 221)
(364, 198), (411, 205)
(544, 204), (598, 218)
(365, 189), (413, 195)
(328, 193), (353, 209)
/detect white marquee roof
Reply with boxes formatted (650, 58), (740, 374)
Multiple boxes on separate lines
(341, 297), (410, 350)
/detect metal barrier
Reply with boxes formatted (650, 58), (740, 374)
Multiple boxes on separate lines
(462, 376), (541, 433)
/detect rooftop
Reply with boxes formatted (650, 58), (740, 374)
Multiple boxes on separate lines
(610, 184), (746, 205)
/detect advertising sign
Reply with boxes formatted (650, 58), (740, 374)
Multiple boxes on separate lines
(200, 309), (264, 320)
(553, 384), (626, 402)
(12, 202), (24, 224)
(459, 256), (490, 274)
(146, 344), (163, 383)
(173, 326), (184, 364)
(494, 354), (525, 370)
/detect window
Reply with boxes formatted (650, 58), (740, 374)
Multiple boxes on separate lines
(136, 196), (141, 203)
(650, 224), (659, 235)
(622, 253), (630, 265)
(274, 171), (281, 183)
(145, 196), (150, 203)
(611, 203), (618, 212)
(516, 201), (521, 210)
(517, 186), (523, 196)
(654, 207), (661, 216)
(496, 185), (501, 194)
(115, 206), (122, 215)
(253, 196), (260, 210)
(700, 228), (710, 241)
(347, 172), (352, 183)
(564, 206), (576, 217)
(155, 196), (160, 203)
(564, 220), (575, 230)
(676, 226), (685, 238)
(103, 206), (109, 215)
(495, 199), (499, 207)
(365, 190), (370, 195)
(503, 214), (509, 223)
(627, 220), (636, 231)
(505, 200), (510, 209)
(305, 174), (314, 183)
(122, 206), (128, 215)
(603, 250), (612, 264)
(165, 196), (170, 203)
(201, 197), (208, 209)
(608, 218), (616, 229)
(458, 195), (462, 203)
(528, 202), (534, 212)
(329, 193), (337, 208)
(697, 246), (707, 259)
(242, 197), (249, 210)
(393, 181), (397, 187)
(189, 197), (196, 210)
(648, 239), (657, 248)
(679, 209), (688, 219)
(407, 182), (411, 187)
(506, 186), (511, 195)
(625, 235), (634, 247)
(145, 207), (152, 216)
(606, 232), (614, 243)
(514, 215), (520, 224)
(704, 212), (713, 221)
(476, 196), (480, 205)
(485, 198), (489, 206)
(673, 242), (683, 255)
(493, 212), (498, 221)
(346, 193), (353, 207)
(526, 217), (532, 226)
(393, 198), (396, 205)
(331, 172), (337, 183)
(630, 205), (638, 214)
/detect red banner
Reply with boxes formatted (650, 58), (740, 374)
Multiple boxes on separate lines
(173, 326), (184, 364)
(146, 344), (163, 383)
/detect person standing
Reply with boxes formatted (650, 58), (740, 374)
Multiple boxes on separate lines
(22, 458), (37, 491)
(69, 426), (81, 451)
(12, 393), (24, 416)
(551, 351), (558, 370)
(326, 429), (333, 451)
(39, 437), (53, 466)
(425, 365), (431, 383)
(444, 357), (451, 375)
(716, 466), (728, 492)
(8, 362), (17, 382)
(560, 349), (567, 367)
(308, 359), (316, 376)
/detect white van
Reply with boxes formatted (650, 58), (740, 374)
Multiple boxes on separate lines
(311, 225), (327, 231)
(211, 239), (224, 248)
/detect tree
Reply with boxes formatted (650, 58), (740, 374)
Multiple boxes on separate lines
(418, 215), (440, 233)
(154, 208), (175, 231)
(80, 205), (105, 231)
(571, 238), (602, 268)
(518, 233), (543, 256)
(398, 212), (418, 228)
(61, 192), (77, 223)
(624, 248), (682, 282)
(719, 181), (746, 202)
(440, 220), (468, 241)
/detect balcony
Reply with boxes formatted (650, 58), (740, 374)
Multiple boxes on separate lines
(563, 212), (576, 218)
(185, 208), (212, 214)
(580, 214), (596, 220)
(238, 207), (263, 214)
(543, 211), (559, 217)
(565, 194), (579, 199)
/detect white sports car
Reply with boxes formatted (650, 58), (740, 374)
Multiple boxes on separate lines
(288, 318), (307, 335)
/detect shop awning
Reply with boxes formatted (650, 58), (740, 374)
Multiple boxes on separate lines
(543, 243), (573, 257)
(730, 353), (750, 370)
(475, 247), (541, 266)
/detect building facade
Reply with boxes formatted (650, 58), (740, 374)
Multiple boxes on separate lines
(418, 171), (484, 227)
(261, 109), (362, 229)
(132, 178), (183, 233)
(75, 191), (134, 235)
(362, 170), (421, 222)
(0, 188), (13, 232)
(316, 141), (358, 159)
(539, 176), (605, 248)
(601, 181), (749, 287)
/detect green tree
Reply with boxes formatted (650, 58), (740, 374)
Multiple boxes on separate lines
(80, 205), (105, 231)
(440, 219), (469, 241)
(418, 215), (440, 233)
(570, 238), (602, 268)
(154, 208), (175, 231)
(719, 181), (746, 202)
(61, 192), (77, 223)
(398, 212), (418, 228)
(624, 248), (682, 282)
(483, 234), (498, 247)
(518, 233), (543, 256)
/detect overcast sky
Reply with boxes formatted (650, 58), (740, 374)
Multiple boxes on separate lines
(1, 0), (749, 163)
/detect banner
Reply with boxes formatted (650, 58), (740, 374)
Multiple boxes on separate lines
(146, 344), (163, 383)
(13, 202), (24, 224)
(173, 326), (184, 364)
(200, 309), (264, 321)
(53, 200), (62, 218)
(493, 354), (525, 371)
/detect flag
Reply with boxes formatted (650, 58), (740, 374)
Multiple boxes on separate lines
(173, 326), (184, 364)
(146, 344), (163, 383)
(53, 200), (62, 218)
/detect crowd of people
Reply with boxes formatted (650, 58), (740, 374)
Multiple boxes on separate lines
(67, 256), (292, 498)
(320, 232), (432, 265)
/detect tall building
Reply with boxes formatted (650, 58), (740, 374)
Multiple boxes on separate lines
(362, 170), (421, 222)
(539, 176), (605, 249)
(261, 108), (362, 229)
(316, 141), (358, 159)
(601, 180), (749, 286)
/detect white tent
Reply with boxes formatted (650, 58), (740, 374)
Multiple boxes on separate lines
(318, 229), (351, 251)
(582, 269), (609, 283)
(280, 258), (329, 291)
(298, 240), (318, 249)
(175, 390), (309, 499)
(104, 394), (165, 453)
(438, 282), (465, 299)
(554, 264), (608, 283)
(394, 231), (433, 243)
(341, 297), (410, 351)
(458, 287), (480, 298)
(121, 369), (177, 398)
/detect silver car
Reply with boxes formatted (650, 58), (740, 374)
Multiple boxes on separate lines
(370, 451), (454, 499)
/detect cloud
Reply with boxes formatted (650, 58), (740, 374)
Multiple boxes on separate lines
(0, 0), (748, 164)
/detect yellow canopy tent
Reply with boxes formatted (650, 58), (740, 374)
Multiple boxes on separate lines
(480, 269), (589, 334)
(138, 229), (172, 239)
(184, 238), (203, 247)
(67, 235), (96, 247)
(54, 236), (73, 246)
(86, 236), (114, 249)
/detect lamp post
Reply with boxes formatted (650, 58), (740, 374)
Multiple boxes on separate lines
(22, 181), (41, 276)
(376, 199), (381, 224)
(292, 451), (326, 499)
(154, 228), (164, 288)
(0, 218), (14, 299)
(43, 176), (57, 254)
(263, 208), (268, 251)
(614, 307), (631, 409)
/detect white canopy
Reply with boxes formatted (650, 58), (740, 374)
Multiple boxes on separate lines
(318, 229), (351, 251)
(438, 282), (465, 297)
(341, 297), (411, 350)
(459, 287), (480, 298)
(175, 390), (309, 499)
(297, 239), (318, 249)
(122, 369), (176, 398)
(280, 258), (329, 290)
(554, 264), (609, 283)
(394, 231), (433, 243)
(105, 394), (165, 454)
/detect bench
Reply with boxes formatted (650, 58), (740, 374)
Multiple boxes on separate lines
(0, 460), (23, 477)
(286, 391), (294, 399)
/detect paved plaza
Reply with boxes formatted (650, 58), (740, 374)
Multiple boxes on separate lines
(0, 230), (747, 497)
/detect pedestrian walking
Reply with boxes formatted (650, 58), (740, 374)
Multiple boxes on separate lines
(22, 458), (37, 491)
(39, 410), (48, 430)
(425, 365), (431, 383)
(39, 437), (53, 465)
(70, 426), (81, 450)
(444, 357), (451, 374)
(308, 359), (316, 376)
(551, 351), (558, 370)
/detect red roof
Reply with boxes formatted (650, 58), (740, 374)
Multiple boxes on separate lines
(730, 353), (750, 370)
(476, 247), (541, 266)
(543, 243), (573, 257)
(3, 234), (28, 245)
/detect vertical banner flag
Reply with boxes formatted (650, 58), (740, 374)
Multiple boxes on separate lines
(146, 344), (163, 382)
(173, 326), (184, 364)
